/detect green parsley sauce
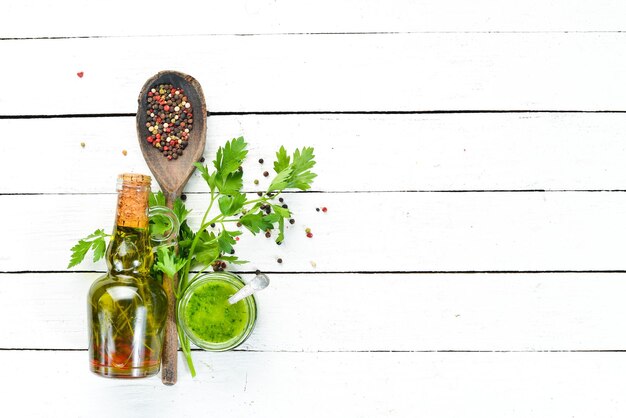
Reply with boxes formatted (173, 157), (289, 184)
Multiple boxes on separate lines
(183, 280), (249, 344)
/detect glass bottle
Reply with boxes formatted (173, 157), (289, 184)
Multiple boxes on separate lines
(88, 173), (175, 378)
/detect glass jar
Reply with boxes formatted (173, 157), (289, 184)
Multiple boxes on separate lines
(177, 272), (257, 351)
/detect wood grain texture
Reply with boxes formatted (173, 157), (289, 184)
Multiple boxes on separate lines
(3, 0), (626, 37)
(2, 351), (626, 417)
(3, 192), (626, 272)
(3, 113), (626, 194)
(2, 273), (626, 351)
(1, 34), (626, 114)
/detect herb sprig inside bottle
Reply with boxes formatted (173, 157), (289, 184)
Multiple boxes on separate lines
(69, 136), (317, 376)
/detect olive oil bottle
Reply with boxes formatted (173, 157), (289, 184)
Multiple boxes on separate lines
(88, 174), (171, 378)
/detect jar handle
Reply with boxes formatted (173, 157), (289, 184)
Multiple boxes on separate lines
(148, 205), (180, 250)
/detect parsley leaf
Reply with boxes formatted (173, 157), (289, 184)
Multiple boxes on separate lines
(214, 137), (248, 174)
(155, 246), (186, 277)
(173, 198), (191, 223)
(217, 229), (242, 254)
(194, 162), (216, 192)
(194, 230), (220, 265)
(271, 204), (291, 218)
(218, 193), (247, 216)
(149, 191), (166, 206)
(68, 229), (109, 268)
(273, 146), (290, 173)
(269, 147), (317, 191)
(240, 212), (274, 235)
(218, 255), (249, 265)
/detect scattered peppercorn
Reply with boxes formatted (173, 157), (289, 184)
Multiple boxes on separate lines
(122, 150), (127, 156)
(307, 232), (313, 238)
(289, 219), (295, 224)
(237, 222), (242, 227)
(276, 241), (282, 245)
(258, 158), (264, 164)
(254, 179), (259, 185)
(305, 228), (311, 234)
(282, 204), (288, 209)
(230, 249), (235, 254)
(265, 231), (271, 238)
(77, 71), (84, 78)
(257, 192), (263, 196)
(255, 269), (261, 275)
(80, 142), (85, 148)
(279, 198), (284, 203)
(210, 223), (216, 228)
(322, 207), (328, 212)
(316, 208), (320, 212)
(277, 258), (283, 263)
(263, 171), (269, 177)
(181, 193), (187, 201)
(200, 157), (205, 163)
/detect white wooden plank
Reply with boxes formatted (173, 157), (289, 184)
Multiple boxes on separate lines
(2, 350), (625, 417)
(2, 34), (626, 114)
(4, 113), (626, 193)
(4, 0), (626, 38)
(2, 272), (626, 351)
(2, 192), (626, 272)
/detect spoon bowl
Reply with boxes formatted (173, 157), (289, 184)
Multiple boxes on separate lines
(136, 70), (207, 202)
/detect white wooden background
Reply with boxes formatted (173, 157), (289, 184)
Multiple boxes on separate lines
(2, 1), (626, 417)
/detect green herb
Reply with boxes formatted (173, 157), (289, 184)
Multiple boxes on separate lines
(67, 229), (109, 268)
(68, 136), (317, 378)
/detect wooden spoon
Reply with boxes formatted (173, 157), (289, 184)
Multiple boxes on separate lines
(136, 70), (207, 385)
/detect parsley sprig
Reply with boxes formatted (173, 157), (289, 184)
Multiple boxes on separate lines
(68, 136), (317, 377)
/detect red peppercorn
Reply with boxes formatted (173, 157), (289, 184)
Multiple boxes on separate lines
(322, 207), (328, 212)
(164, 105), (170, 111)
(147, 136), (153, 143)
(163, 146), (169, 151)
(235, 237), (240, 241)
(306, 232), (313, 238)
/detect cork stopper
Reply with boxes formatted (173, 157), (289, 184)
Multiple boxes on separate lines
(115, 173), (152, 229)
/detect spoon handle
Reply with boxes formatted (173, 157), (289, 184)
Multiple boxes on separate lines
(161, 196), (179, 385)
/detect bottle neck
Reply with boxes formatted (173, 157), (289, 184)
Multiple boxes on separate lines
(106, 180), (153, 277)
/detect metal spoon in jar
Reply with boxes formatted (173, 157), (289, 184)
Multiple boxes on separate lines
(229, 273), (270, 305)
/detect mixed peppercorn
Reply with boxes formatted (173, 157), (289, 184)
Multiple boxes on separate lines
(144, 83), (193, 161)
